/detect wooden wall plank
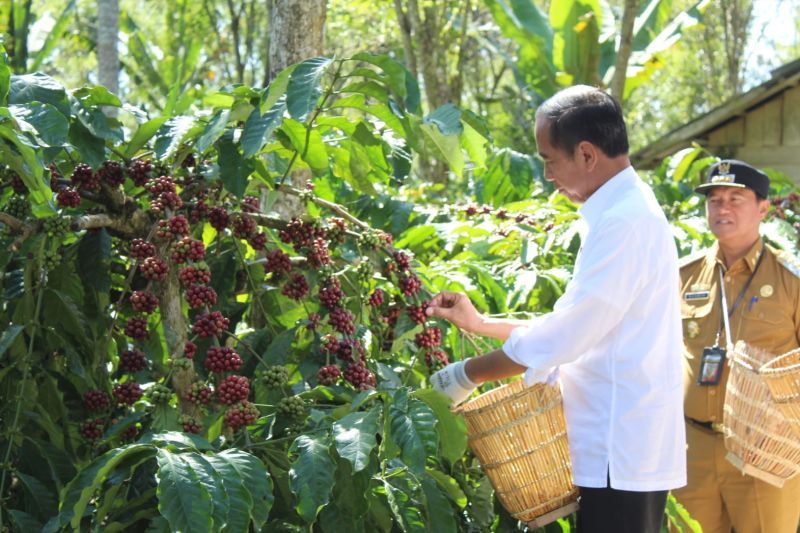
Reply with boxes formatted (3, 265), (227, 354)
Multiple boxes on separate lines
(783, 85), (800, 146)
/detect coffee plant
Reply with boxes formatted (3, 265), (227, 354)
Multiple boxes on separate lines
(0, 47), (539, 532)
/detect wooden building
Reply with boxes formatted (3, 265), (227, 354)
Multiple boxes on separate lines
(632, 59), (800, 179)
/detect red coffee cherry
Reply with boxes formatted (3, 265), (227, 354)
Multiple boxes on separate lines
(153, 191), (183, 211)
(335, 338), (365, 363)
(393, 251), (411, 271)
(98, 160), (125, 186)
(319, 279), (344, 309)
(209, 207), (229, 230)
(242, 196), (260, 213)
(127, 159), (153, 187)
(131, 239), (156, 260)
(305, 237), (331, 268)
(406, 302), (429, 325)
(265, 250), (292, 276)
(425, 349), (449, 371)
(204, 346), (242, 373)
(71, 163), (99, 191)
(146, 176), (176, 196)
(113, 381), (144, 405)
(282, 273), (309, 300)
(192, 311), (230, 338)
(130, 291), (159, 313)
(368, 289), (385, 308)
(224, 400), (259, 430)
(232, 214), (257, 238)
(171, 237), (205, 264)
(179, 414), (202, 434)
(119, 349), (147, 373)
(248, 232), (267, 251)
(80, 417), (107, 441)
(344, 362), (376, 391)
(185, 284), (217, 308)
(217, 375), (250, 405)
(124, 317), (149, 340)
(56, 187), (81, 208)
(328, 307), (356, 335)
(184, 341), (197, 359)
(415, 327), (442, 348)
(140, 256), (169, 282)
(398, 273), (421, 297)
(317, 365), (342, 385)
(185, 382), (213, 405)
(83, 390), (111, 412)
(9, 172), (27, 194)
(179, 266), (212, 287)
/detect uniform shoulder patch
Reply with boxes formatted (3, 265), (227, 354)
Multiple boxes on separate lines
(679, 250), (706, 269)
(776, 248), (800, 278)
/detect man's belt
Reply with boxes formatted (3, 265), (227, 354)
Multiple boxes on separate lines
(686, 417), (725, 434)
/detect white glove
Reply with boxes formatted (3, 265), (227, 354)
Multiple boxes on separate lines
(431, 360), (477, 405)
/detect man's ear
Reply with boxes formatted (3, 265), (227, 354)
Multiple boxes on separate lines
(576, 141), (598, 171)
(758, 198), (770, 219)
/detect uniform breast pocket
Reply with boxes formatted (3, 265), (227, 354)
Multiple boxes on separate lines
(736, 296), (796, 351)
(740, 299), (788, 326)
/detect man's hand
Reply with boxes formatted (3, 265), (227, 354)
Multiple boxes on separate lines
(426, 291), (483, 333)
(430, 360), (478, 405)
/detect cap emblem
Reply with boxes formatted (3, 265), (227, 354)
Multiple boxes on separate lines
(712, 162), (735, 183)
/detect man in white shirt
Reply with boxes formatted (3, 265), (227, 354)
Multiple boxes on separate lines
(428, 85), (686, 533)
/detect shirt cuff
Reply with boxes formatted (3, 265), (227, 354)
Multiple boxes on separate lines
(502, 326), (530, 365)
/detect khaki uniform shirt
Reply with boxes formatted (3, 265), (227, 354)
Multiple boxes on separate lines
(680, 238), (800, 423)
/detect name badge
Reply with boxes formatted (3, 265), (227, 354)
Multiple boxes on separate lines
(684, 291), (710, 301)
(698, 346), (726, 386)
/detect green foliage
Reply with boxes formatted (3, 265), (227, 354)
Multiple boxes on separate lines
(0, 51), (508, 531)
(486, 0), (709, 100)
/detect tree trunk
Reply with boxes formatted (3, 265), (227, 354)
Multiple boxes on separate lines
(268, 0), (327, 82)
(268, 0), (327, 218)
(392, 0), (473, 184)
(610, 0), (638, 103)
(720, 0), (753, 93)
(8, 0), (33, 73)
(97, 0), (120, 117)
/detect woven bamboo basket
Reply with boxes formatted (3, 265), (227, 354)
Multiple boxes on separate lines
(456, 379), (578, 527)
(759, 347), (800, 436)
(723, 342), (800, 487)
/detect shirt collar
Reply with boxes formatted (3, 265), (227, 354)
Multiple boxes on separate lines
(578, 166), (638, 228)
(713, 237), (764, 272)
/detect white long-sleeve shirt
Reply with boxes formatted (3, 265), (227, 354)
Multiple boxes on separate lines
(502, 166), (686, 491)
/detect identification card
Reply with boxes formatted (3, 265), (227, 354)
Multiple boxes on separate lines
(698, 346), (726, 386)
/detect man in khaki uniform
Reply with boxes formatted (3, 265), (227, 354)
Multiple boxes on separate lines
(675, 159), (800, 533)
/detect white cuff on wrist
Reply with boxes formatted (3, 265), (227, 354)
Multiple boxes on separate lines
(454, 360), (476, 389)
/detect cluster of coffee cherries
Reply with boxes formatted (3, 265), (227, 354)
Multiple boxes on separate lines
(258, 365), (303, 416)
(79, 380), (144, 443)
(459, 202), (553, 234)
(405, 300), (449, 372)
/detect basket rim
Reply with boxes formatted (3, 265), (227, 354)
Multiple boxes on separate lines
(455, 379), (552, 417)
(760, 347), (800, 374)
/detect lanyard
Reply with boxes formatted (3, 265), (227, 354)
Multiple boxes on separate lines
(715, 248), (765, 349)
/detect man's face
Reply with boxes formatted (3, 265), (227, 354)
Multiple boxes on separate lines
(705, 186), (768, 244)
(534, 119), (589, 203)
